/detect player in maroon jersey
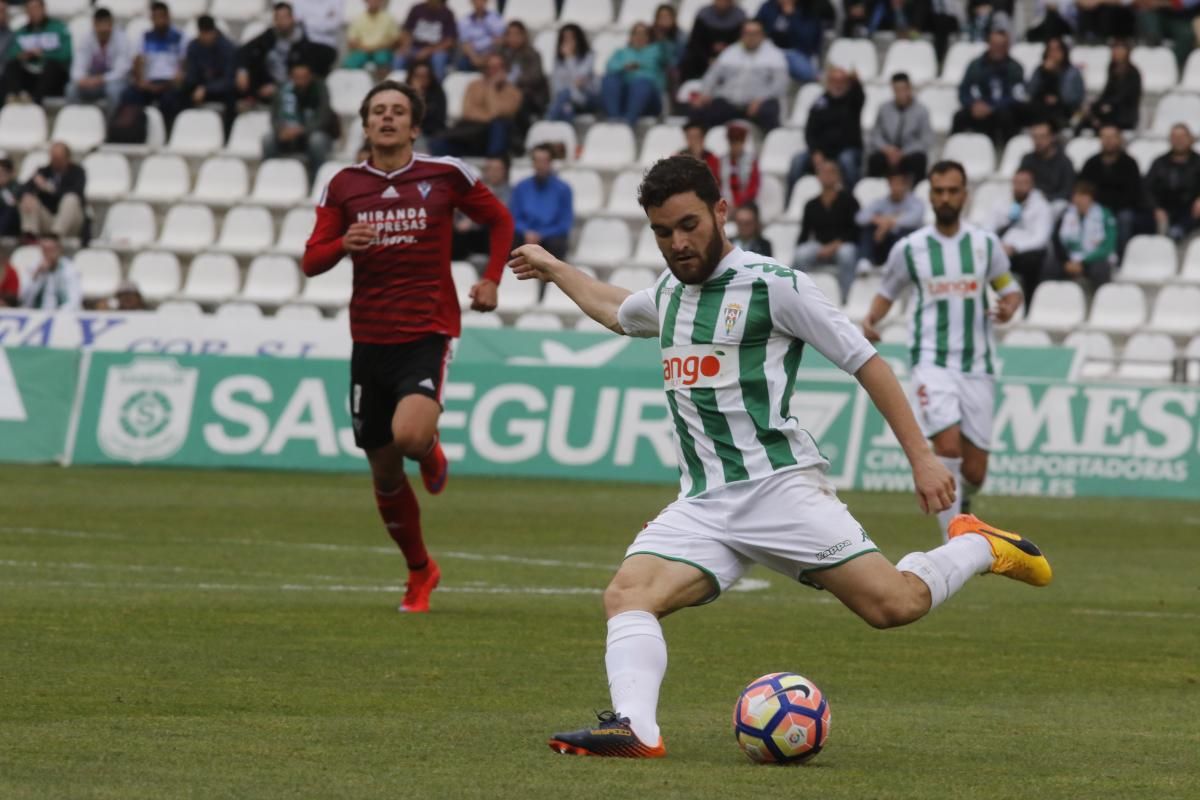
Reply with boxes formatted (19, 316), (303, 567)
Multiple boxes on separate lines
(303, 80), (514, 612)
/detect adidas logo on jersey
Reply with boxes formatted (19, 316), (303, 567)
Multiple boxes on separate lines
(418, 378), (435, 391)
(381, 185), (399, 199)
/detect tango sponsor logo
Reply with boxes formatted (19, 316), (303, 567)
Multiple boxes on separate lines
(927, 278), (980, 297)
(661, 345), (739, 390)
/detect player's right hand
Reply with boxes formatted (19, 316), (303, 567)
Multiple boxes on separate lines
(912, 453), (956, 515)
(861, 318), (882, 343)
(343, 222), (376, 253)
(507, 245), (560, 282)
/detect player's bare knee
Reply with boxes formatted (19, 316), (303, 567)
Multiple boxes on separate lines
(390, 426), (433, 459)
(962, 463), (987, 487)
(860, 595), (924, 630)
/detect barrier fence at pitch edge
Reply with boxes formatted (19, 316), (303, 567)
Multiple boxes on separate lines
(2, 328), (1199, 500)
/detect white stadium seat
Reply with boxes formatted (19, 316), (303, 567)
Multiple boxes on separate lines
(98, 202), (157, 250)
(1065, 137), (1101, 171)
(853, 177), (888, 210)
(843, 276), (882, 322)
(155, 299), (205, 316)
(503, 0), (555, 28)
(760, 128), (804, 177)
(860, 83), (892, 130)
(1010, 41), (1043, 79)
(131, 154), (191, 202)
(326, 69), (374, 117)
(496, 271), (540, 313)
(917, 86), (958, 134)
(608, 267), (656, 292)
(0, 105), (48, 151)
(676, 0), (709, 30)
(559, 168), (604, 216)
(299, 259), (354, 308)
(880, 39), (937, 84)
(525, 120), (577, 161)
(223, 110), (271, 159)
(191, 157), (250, 206)
(442, 71), (475, 120)
(180, 253), (241, 305)
(310, 160), (350, 203)
(1003, 329), (1053, 347)
(1025, 281), (1086, 333)
(1087, 283), (1146, 335)
(251, 158), (309, 207)
(82, 152), (131, 201)
(1065, 330), (1116, 379)
(941, 133), (995, 182)
(241, 255), (301, 306)
(1182, 49), (1200, 92)
(74, 249), (123, 300)
(572, 218), (631, 267)
(1178, 239), (1200, 284)
(47, 0), (91, 16)
(997, 134), (1032, 178)
(165, 109), (225, 157)
(789, 82), (824, 127)
(808, 271), (841, 304)
(127, 252), (182, 302)
(967, 180), (1010, 227)
(784, 175), (820, 221)
(758, 175), (785, 223)
(1187, 336), (1200, 382)
(1146, 285), (1200, 336)
(575, 315), (609, 333)
(938, 42), (986, 86)
(1072, 46), (1111, 93)
(705, 124), (757, 160)
(217, 205), (276, 255)
(826, 38), (877, 81)
(462, 310), (503, 328)
(210, 0), (266, 22)
(276, 207), (317, 256)
(533, 28), (556, 75)
(591, 31), (625, 73)
(157, 204), (216, 253)
(275, 303), (324, 322)
(215, 302), (265, 320)
(169, 0), (210, 20)
(1126, 138), (1165, 174)
(18, 149), (49, 183)
(631, 226), (663, 268)
(1118, 235), (1177, 285)
(578, 122), (637, 169)
(51, 105), (106, 152)
(514, 312), (565, 331)
(605, 170), (646, 219)
(615, 0), (657, 27)
(639, 124), (686, 168)
(558, 0), (614, 30)
(1117, 332), (1176, 381)
(880, 323), (908, 343)
(1130, 46), (1178, 94)
(1150, 93), (1200, 137)
(452, 261), (478, 307)
(9, 246), (41, 284)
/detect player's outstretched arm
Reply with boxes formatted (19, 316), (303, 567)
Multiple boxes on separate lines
(508, 245), (632, 334)
(854, 355), (955, 515)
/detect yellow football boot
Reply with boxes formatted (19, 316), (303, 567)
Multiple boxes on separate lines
(949, 514), (1053, 587)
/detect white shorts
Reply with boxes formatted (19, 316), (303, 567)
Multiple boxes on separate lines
(910, 364), (996, 450)
(625, 467), (879, 603)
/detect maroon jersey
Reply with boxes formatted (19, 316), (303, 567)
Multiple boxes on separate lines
(303, 154), (514, 344)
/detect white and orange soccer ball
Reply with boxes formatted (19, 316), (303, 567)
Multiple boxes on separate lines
(733, 672), (830, 764)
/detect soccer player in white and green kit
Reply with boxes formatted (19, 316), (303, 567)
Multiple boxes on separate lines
(508, 156), (1051, 758)
(863, 161), (1024, 541)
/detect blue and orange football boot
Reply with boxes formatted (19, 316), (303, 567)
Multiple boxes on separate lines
(548, 711), (667, 758)
(949, 514), (1053, 587)
(399, 559), (441, 613)
(419, 434), (448, 495)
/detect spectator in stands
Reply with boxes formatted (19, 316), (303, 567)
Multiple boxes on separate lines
(963, 0), (1011, 39)
(602, 22), (667, 128)
(184, 16), (237, 131)
(985, 167), (1053, 299)
(237, 3), (309, 105)
(122, 1), (185, 129)
(651, 4), (687, 74)
(1050, 180), (1116, 287)
(343, 0), (398, 75)
(1075, 0), (1132, 42)
(1079, 124), (1144, 253)
(731, 201), (772, 256)
(0, 2), (12, 78)
(952, 21), (1024, 146)
(0, 157), (18, 237)
(93, 279), (146, 311)
(453, 155), (510, 260)
(755, 0), (833, 84)
(1076, 39), (1140, 133)
(395, 0), (457, 80)
(679, 121), (721, 178)
(1019, 121), (1075, 215)
(457, 0), (504, 72)
(66, 8), (131, 112)
(263, 60), (335, 179)
(918, 0), (963, 63)
(1020, 36), (1083, 131)
(1147, 124), (1200, 242)
(689, 20), (788, 132)
(0, 257), (17, 307)
(433, 52), (521, 157)
(719, 121), (760, 207)
(19, 142), (84, 240)
(866, 72), (933, 186)
(844, 0), (921, 37)
(787, 66), (865, 195)
(680, 0), (746, 81)
(1026, 0), (1076, 41)
(2, 0), (71, 104)
(854, 168), (922, 271)
(290, 0), (340, 74)
(405, 60), (446, 146)
(794, 159), (860, 300)
(18, 235), (81, 311)
(499, 21), (548, 118)
(1135, 0), (1195, 68)
(548, 24), (597, 123)
(510, 144), (573, 260)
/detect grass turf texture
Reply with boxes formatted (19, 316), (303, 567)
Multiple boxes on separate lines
(1, 465), (1198, 800)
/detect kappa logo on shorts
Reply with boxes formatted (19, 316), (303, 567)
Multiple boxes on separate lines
(815, 539), (853, 561)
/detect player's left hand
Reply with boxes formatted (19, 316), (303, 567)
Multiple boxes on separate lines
(912, 452), (955, 514)
(990, 291), (1022, 324)
(469, 279), (498, 312)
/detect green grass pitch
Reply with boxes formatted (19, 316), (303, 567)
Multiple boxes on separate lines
(1, 464), (1198, 799)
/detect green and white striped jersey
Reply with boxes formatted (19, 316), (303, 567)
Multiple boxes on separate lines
(617, 247), (876, 498)
(879, 223), (1020, 375)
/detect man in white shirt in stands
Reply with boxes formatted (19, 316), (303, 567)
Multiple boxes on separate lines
(688, 20), (788, 133)
(290, 0), (341, 74)
(984, 167), (1053, 302)
(19, 234), (82, 312)
(66, 7), (132, 111)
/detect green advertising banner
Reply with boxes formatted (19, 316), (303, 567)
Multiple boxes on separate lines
(0, 347), (80, 463)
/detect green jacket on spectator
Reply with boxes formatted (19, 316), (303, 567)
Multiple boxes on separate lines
(8, 18), (72, 71)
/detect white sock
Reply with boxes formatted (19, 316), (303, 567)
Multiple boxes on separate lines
(935, 456), (964, 542)
(896, 533), (993, 610)
(605, 610), (667, 744)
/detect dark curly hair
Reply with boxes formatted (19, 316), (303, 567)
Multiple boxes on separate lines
(359, 79), (426, 130)
(928, 159), (968, 184)
(638, 155), (721, 211)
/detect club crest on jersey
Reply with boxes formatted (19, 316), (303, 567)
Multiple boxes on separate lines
(417, 181), (432, 199)
(722, 303), (743, 335)
(380, 185), (399, 199)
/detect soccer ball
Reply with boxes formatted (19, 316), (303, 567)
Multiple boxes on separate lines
(733, 672), (830, 764)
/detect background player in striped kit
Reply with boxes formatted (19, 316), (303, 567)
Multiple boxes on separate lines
(862, 161), (1024, 541)
(508, 155), (1050, 758)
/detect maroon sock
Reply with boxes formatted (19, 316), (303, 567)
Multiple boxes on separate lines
(374, 479), (429, 570)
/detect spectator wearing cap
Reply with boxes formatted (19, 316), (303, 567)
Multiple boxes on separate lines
(2, 0), (71, 104)
(263, 60), (336, 179)
(731, 202), (772, 256)
(67, 7), (132, 111)
(689, 20), (788, 133)
(854, 168), (922, 271)
(719, 122), (760, 207)
(343, 0), (398, 75)
(1050, 180), (1116, 289)
(509, 144), (573, 261)
(19, 141), (85, 240)
(184, 15), (237, 130)
(0, 156), (20, 237)
(952, 22), (1025, 146)
(1147, 124), (1200, 242)
(787, 66), (865, 198)
(121, 1), (185, 129)
(679, 122), (721, 179)
(237, 3), (310, 105)
(19, 234), (82, 311)
(866, 72), (932, 187)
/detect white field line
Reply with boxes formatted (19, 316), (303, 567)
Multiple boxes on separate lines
(0, 578), (602, 596)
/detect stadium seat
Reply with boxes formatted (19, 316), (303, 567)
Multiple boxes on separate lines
(1126, 138), (1165, 174)
(997, 134), (1032, 178)
(81, 152), (131, 202)
(8, 246), (40, 284)
(826, 38), (877, 81)
(1186, 336), (1200, 382)
(191, 157), (250, 206)
(605, 170), (645, 218)
(1131, 46), (1178, 94)
(309, 160), (350, 203)
(451, 261), (478, 307)
(853, 177), (888, 209)
(880, 39), (937, 84)
(106, 0), (146, 17)
(276, 207), (316, 256)
(789, 82), (824, 127)
(74, 248), (123, 300)
(1064, 136), (1101, 171)
(1010, 41), (1043, 79)
(496, 270), (540, 313)
(217, 205), (276, 255)
(17, 149), (49, 183)
(558, 0), (614, 30)
(0, 105), (48, 151)
(1003, 329), (1053, 347)
(1178, 239), (1200, 284)
(442, 72), (475, 120)
(578, 123), (636, 169)
(541, 272), (593, 318)
(913, 179), (935, 224)
(274, 303), (324, 322)
(525, 120), (577, 160)
(559, 168), (604, 215)
(572, 218), (631, 266)
(532, 28), (556, 75)
(165, 109), (225, 157)
(157, 204), (216, 253)
(880, 323), (908, 343)
(169, 0), (210, 20)
(215, 301), (265, 320)
(131, 154), (191, 202)
(1064, 330), (1116, 379)
(326, 69), (374, 117)
(843, 276), (882, 322)
(1182, 49), (1200, 92)
(127, 251), (182, 302)
(1072, 45), (1111, 93)
(705, 124), (755, 159)
(675, 0), (708, 30)
(1025, 281), (1087, 333)
(1117, 332), (1176, 381)
(574, 315), (610, 332)
(179, 253), (241, 305)
(631, 226), (663, 268)
(155, 299), (204, 316)
(608, 266), (655, 292)
(210, 0), (266, 22)
(334, 305), (351, 326)
(514, 311), (565, 330)
(808, 271), (841, 304)
(762, 220), (797, 264)
(859, 83), (892, 130)
(916, 85), (958, 134)
(223, 111), (271, 159)
(462, 310), (503, 328)
(967, 180), (1010, 227)
(615, 0), (657, 28)
(1146, 285), (1200, 335)
(241, 255), (301, 306)
(639, 124), (686, 168)
(104, 104), (166, 155)
(1150, 93), (1200, 137)
(1118, 235), (1177, 285)
(784, 175), (820, 221)
(50, 105), (105, 152)
(124, 16), (152, 51)
(758, 175), (785, 223)
(502, 0), (555, 29)
(590, 31), (625, 71)
(98, 201), (156, 250)
(941, 133), (995, 181)
(49, 0), (91, 16)
(298, 259), (353, 308)
(1087, 283), (1146, 334)
(760, 128), (804, 177)
(251, 158), (309, 207)
(938, 41), (986, 86)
